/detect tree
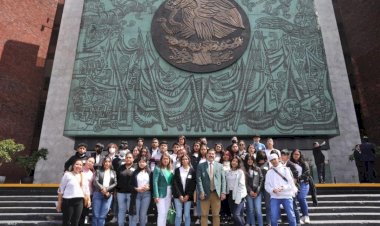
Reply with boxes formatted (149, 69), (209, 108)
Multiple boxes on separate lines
(0, 139), (25, 167)
(16, 148), (48, 176)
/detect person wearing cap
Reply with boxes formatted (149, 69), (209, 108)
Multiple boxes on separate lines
(64, 143), (88, 171)
(91, 143), (106, 170)
(312, 141), (326, 183)
(252, 135), (266, 153)
(119, 141), (130, 157)
(359, 136), (377, 183)
(226, 136), (238, 152)
(265, 153), (297, 226)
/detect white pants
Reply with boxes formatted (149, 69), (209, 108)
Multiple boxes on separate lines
(156, 187), (172, 226)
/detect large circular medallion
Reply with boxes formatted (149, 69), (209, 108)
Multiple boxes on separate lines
(151, 0), (251, 73)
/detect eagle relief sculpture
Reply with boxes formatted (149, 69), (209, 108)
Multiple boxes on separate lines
(151, 0), (251, 72)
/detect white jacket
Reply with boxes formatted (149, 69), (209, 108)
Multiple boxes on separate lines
(227, 169), (247, 204)
(265, 163), (298, 199)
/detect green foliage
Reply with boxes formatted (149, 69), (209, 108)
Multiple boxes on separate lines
(0, 139), (25, 166)
(16, 148), (48, 176)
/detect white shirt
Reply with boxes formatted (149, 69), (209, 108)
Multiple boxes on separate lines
(58, 172), (89, 199)
(150, 149), (161, 171)
(265, 163), (298, 199)
(136, 171), (150, 188)
(102, 170), (111, 187)
(179, 166), (190, 191)
(199, 158), (207, 164)
(222, 161), (231, 172)
(226, 170), (239, 191)
(82, 168), (94, 194)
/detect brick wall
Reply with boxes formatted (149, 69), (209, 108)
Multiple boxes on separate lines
(0, 0), (59, 182)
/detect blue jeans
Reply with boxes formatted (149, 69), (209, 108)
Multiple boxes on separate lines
(117, 192), (131, 226)
(92, 191), (113, 226)
(174, 198), (191, 226)
(263, 190), (271, 225)
(270, 198), (296, 226)
(232, 201), (245, 226)
(297, 182), (310, 216)
(130, 191), (151, 226)
(246, 193), (263, 226)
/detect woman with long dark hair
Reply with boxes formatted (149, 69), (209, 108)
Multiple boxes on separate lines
(220, 150), (232, 223)
(226, 156), (247, 226)
(244, 154), (263, 226)
(57, 159), (91, 226)
(153, 152), (174, 226)
(290, 149), (311, 224)
(173, 154), (196, 226)
(129, 157), (152, 226)
(92, 156), (117, 226)
(178, 135), (191, 154)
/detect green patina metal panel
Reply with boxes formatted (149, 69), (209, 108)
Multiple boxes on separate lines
(64, 0), (339, 137)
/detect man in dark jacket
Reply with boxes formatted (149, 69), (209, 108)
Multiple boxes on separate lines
(90, 143), (106, 170)
(360, 136), (377, 182)
(64, 143), (88, 171)
(312, 141), (326, 183)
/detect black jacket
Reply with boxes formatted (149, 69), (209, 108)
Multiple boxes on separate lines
(172, 167), (196, 199)
(293, 160), (311, 182)
(360, 142), (376, 161)
(116, 164), (135, 193)
(93, 168), (117, 193)
(285, 160), (299, 179)
(312, 146), (325, 164)
(64, 152), (87, 171)
(245, 166), (263, 194)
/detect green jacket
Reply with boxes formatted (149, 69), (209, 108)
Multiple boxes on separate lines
(153, 167), (173, 198)
(196, 161), (226, 199)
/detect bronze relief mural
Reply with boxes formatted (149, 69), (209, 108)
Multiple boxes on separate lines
(151, 0), (250, 72)
(64, 0), (339, 137)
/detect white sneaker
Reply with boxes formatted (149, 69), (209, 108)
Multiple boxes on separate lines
(208, 219), (211, 224)
(110, 217), (117, 223)
(300, 216), (305, 224)
(304, 216), (310, 224)
(195, 219), (200, 224)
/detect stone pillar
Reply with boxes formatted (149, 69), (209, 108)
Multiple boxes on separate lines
(34, 0), (84, 183)
(315, 0), (361, 182)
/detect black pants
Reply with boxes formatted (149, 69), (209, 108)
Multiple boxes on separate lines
(62, 198), (83, 226)
(316, 162), (325, 183)
(220, 193), (231, 218)
(364, 161), (375, 183)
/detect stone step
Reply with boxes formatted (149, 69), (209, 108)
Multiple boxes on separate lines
(1, 219), (380, 226)
(1, 205), (379, 215)
(1, 193), (379, 201)
(0, 196), (56, 201)
(2, 211), (380, 222)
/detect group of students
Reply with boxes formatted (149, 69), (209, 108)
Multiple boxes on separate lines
(57, 135), (317, 226)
